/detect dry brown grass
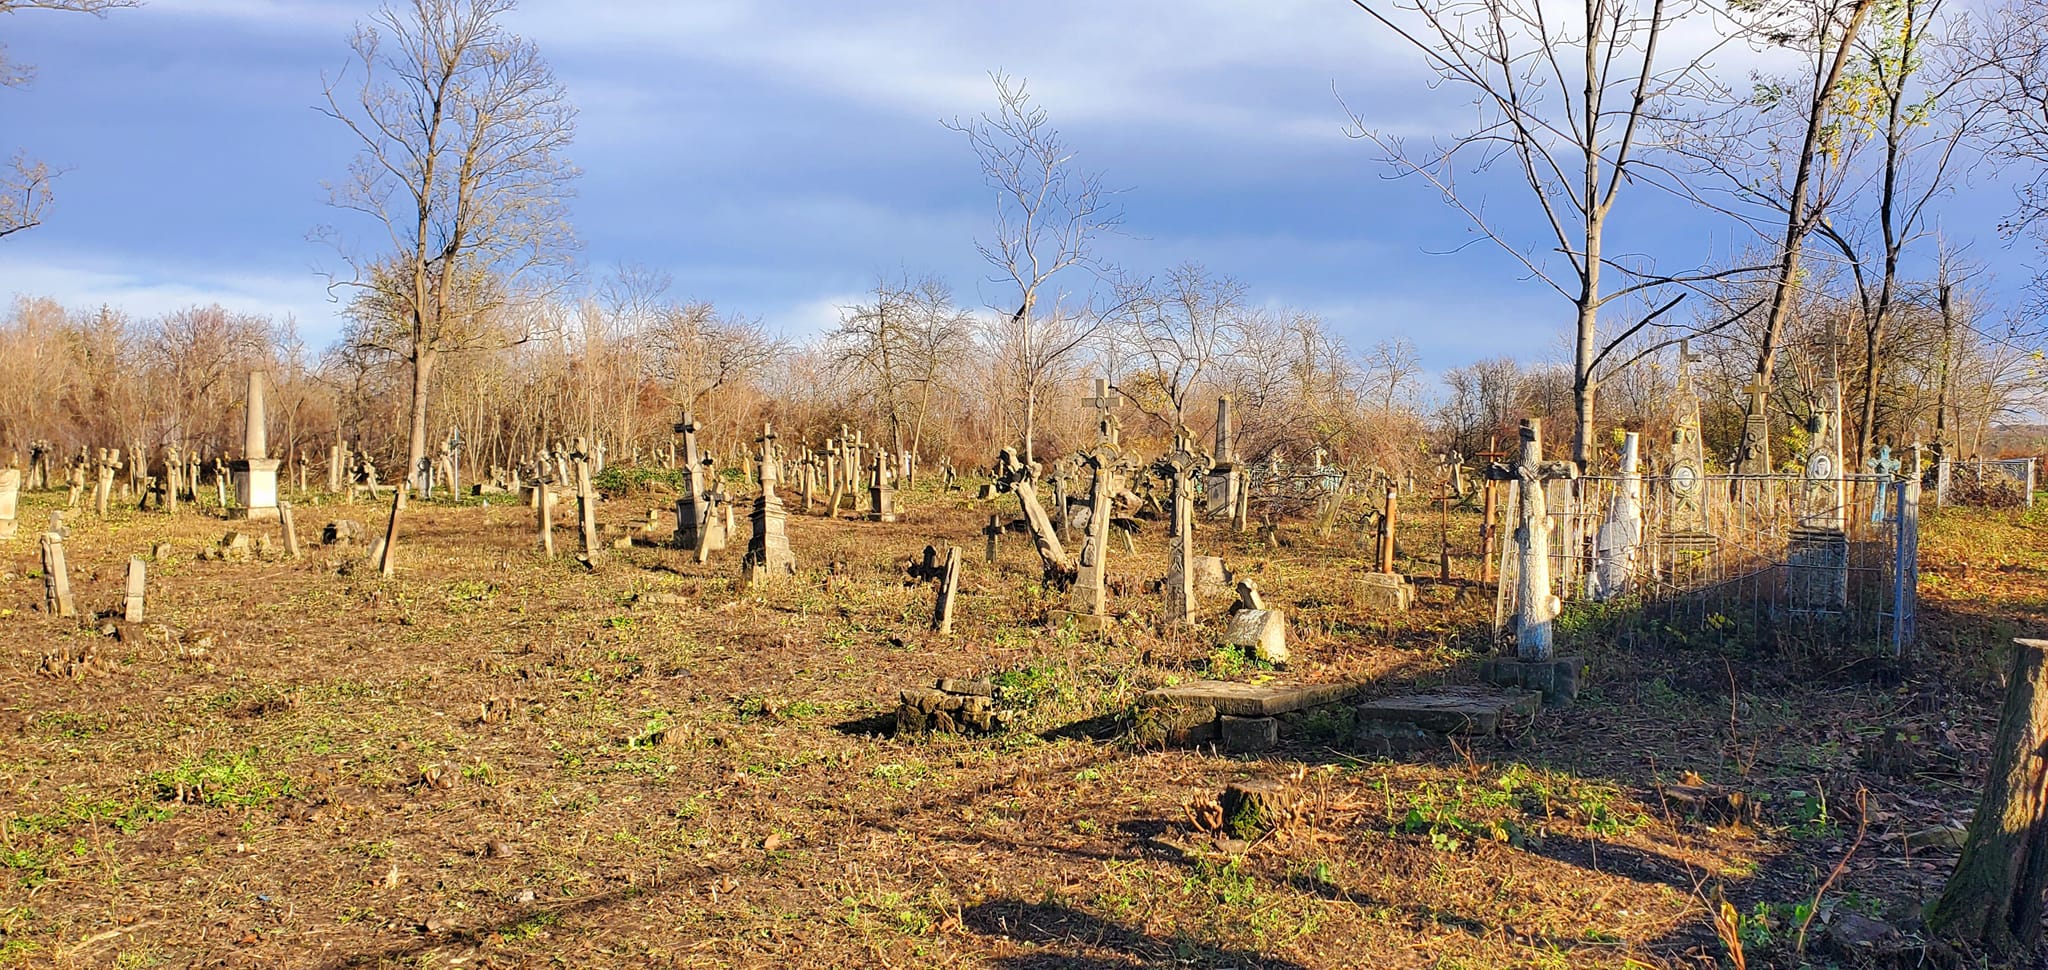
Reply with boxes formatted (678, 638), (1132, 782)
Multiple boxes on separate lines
(0, 482), (2027, 968)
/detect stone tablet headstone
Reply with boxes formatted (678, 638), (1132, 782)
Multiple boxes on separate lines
(124, 557), (146, 622)
(0, 466), (19, 540)
(932, 545), (961, 635)
(40, 532), (74, 617)
(279, 501), (302, 559)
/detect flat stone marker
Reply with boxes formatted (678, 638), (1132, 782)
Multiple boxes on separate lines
(124, 557), (146, 622)
(1354, 688), (1540, 737)
(1140, 680), (1360, 718)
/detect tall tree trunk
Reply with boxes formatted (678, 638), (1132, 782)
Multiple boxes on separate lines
(1928, 638), (2048, 958)
(1745, 0), (1877, 447)
(376, 348), (437, 577)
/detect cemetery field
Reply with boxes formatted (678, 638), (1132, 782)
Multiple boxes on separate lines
(0, 484), (2033, 968)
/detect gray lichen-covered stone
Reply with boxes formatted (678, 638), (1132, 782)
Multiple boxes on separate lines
(1142, 680), (1361, 717)
(1357, 572), (1414, 612)
(1480, 656), (1585, 708)
(1219, 715), (1279, 753)
(1222, 608), (1288, 665)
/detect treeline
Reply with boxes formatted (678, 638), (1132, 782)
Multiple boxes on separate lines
(0, 256), (2026, 484)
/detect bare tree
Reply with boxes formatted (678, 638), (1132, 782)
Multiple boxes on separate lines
(318, 0), (578, 575)
(947, 72), (1121, 464)
(1111, 263), (1247, 433)
(829, 274), (972, 458)
(1345, 0), (1747, 468)
(1973, 0), (2048, 308)
(1808, 0), (1974, 463)
(1675, 0), (1878, 471)
(0, 0), (141, 239)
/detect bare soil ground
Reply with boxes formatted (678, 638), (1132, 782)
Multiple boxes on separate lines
(0, 480), (2033, 968)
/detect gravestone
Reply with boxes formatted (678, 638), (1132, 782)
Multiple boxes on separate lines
(741, 425), (797, 587)
(279, 501), (302, 559)
(1493, 419), (1577, 659)
(1866, 444), (1902, 523)
(1155, 430), (1214, 628)
(1661, 345), (1717, 576)
(94, 448), (122, 518)
(990, 447), (1070, 585)
(570, 436), (600, 561)
(869, 448), (898, 523)
(1222, 579), (1287, 665)
(1734, 375), (1771, 476)
(983, 514), (1002, 562)
(1051, 443), (1123, 632)
(124, 557), (145, 622)
(1788, 399), (1849, 611)
(228, 372), (282, 520)
(0, 466), (19, 540)
(1205, 395), (1239, 517)
(1590, 432), (1643, 601)
(40, 531), (74, 617)
(672, 411), (708, 548)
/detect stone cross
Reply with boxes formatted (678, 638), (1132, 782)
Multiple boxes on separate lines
(570, 436), (600, 560)
(1735, 377), (1772, 475)
(673, 411), (707, 548)
(991, 447), (1070, 584)
(1083, 378), (1121, 445)
(741, 427), (796, 587)
(1489, 419), (1577, 659)
(983, 513), (1003, 562)
(1154, 431), (1215, 628)
(1060, 444), (1124, 631)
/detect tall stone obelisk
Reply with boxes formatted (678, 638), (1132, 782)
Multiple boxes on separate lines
(230, 372), (282, 520)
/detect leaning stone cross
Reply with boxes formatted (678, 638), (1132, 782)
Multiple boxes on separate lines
(1486, 418), (1577, 659)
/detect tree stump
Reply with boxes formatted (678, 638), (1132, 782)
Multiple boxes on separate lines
(1927, 638), (2048, 958)
(1219, 779), (1298, 840)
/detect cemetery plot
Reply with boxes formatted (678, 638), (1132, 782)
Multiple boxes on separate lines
(0, 447), (2023, 969)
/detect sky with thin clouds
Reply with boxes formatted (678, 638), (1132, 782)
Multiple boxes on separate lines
(2, 0), (2035, 375)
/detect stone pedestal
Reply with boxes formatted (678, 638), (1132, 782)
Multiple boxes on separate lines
(229, 458), (281, 520)
(868, 485), (898, 523)
(1787, 527), (1849, 611)
(1357, 572), (1415, 612)
(741, 491), (795, 587)
(1480, 656), (1584, 708)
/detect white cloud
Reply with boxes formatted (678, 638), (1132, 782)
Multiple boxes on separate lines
(4, 255), (345, 342)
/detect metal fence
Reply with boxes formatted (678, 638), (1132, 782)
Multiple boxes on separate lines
(1493, 472), (1919, 656)
(1935, 457), (2036, 508)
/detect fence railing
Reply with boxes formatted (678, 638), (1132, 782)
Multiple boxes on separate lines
(1492, 472), (1918, 655)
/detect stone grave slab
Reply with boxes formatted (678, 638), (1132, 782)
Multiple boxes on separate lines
(1353, 688), (1539, 737)
(1140, 680), (1360, 718)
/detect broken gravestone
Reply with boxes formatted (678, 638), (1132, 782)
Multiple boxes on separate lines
(1221, 579), (1287, 665)
(1357, 571), (1414, 612)
(896, 679), (1013, 735)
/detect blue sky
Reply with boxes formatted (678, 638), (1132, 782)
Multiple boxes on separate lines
(2, 0), (2036, 373)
